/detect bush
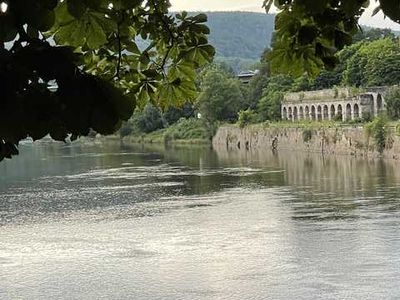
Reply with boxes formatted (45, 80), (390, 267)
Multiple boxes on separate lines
(119, 121), (133, 137)
(385, 86), (400, 120)
(132, 104), (165, 134)
(333, 114), (343, 122)
(365, 115), (388, 154)
(302, 129), (313, 143)
(362, 112), (373, 123)
(237, 109), (258, 128)
(347, 117), (364, 125)
(163, 103), (195, 125)
(164, 118), (209, 141)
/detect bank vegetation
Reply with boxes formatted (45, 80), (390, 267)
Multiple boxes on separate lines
(117, 28), (400, 151)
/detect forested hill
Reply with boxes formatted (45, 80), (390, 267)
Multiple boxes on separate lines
(201, 12), (275, 60)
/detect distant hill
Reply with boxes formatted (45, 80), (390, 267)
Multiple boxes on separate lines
(178, 12), (275, 73)
(203, 12), (275, 60)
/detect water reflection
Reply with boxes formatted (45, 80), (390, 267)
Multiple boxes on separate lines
(0, 142), (285, 226)
(2, 142), (400, 225)
(1, 141), (400, 299)
(215, 145), (400, 222)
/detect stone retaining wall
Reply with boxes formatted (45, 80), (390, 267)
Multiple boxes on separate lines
(212, 125), (400, 160)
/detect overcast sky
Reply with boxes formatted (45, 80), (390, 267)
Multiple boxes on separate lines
(170, 0), (400, 30)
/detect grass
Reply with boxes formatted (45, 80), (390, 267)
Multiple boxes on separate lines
(230, 119), (366, 131)
(123, 118), (211, 145)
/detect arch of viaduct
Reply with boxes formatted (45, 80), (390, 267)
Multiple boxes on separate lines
(281, 89), (386, 122)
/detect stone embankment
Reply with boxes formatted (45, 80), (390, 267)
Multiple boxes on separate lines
(213, 125), (400, 160)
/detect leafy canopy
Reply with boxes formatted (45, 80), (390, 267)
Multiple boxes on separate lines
(263, 0), (400, 76)
(0, 0), (214, 161)
(197, 66), (246, 125)
(342, 38), (400, 87)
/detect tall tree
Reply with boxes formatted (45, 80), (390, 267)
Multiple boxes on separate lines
(342, 38), (400, 87)
(256, 74), (293, 121)
(0, 0), (214, 161)
(197, 67), (246, 125)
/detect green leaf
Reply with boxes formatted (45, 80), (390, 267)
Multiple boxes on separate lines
(191, 13), (208, 23)
(158, 79), (197, 107)
(168, 61), (196, 81)
(67, 0), (87, 19)
(86, 14), (108, 48)
(54, 10), (115, 49)
(182, 44), (215, 67)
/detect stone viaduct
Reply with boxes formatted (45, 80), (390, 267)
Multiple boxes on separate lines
(281, 87), (386, 122)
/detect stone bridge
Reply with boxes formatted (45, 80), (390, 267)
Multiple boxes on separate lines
(281, 87), (386, 122)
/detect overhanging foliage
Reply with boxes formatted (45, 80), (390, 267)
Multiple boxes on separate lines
(0, 0), (214, 161)
(263, 0), (400, 76)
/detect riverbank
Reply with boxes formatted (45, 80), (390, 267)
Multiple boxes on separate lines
(118, 117), (210, 145)
(213, 123), (400, 160)
(78, 134), (209, 146)
(121, 132), (209, 145)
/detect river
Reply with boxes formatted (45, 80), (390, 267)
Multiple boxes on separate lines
(1, 141), (400, 299)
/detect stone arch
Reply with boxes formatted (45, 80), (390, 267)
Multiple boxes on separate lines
(317, 105), (322, 121)
(330, 104), (336, 120)
(299, 106), (304, 120)
(323, 105), (329, 120)
(293, 106), (298, 121)
(337, 104), (343, 120)
(377, 94), (383, 114)
(311, 105), (316, 121)
(282, 107), (288, 120)
(305, 106), (310, 120)
(354, 103), (360, 119)
(345, 103), (352, 121)
(288, 107), (293, 121)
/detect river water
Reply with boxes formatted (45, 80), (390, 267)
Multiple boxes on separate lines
(1, 141), (400, 299)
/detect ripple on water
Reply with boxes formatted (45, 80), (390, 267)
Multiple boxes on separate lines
(3, 144), (400, 299)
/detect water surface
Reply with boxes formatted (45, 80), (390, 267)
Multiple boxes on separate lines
(1, 141), (400, 299)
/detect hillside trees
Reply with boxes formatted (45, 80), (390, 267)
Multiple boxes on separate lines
(342, 38), (400, 87)
(0, 0), (214, 161)
(245, 31), (400, 123)
(206, 12), (275, 60)
(353, 27), (395, 43)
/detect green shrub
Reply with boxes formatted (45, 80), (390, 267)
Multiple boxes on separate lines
(347, 117), (364, 125)
(132, 104), (165, 134)
(237, 109), (258, 128)
(365, 116), (388, 154)
(396, 123), (400, 136)
(302, 129), (313, 143)
(333, 114), (343, 122)
(362, 112), (373, 123)
(385, 86), (400, 120)
(164, 118), (208, 140)
(119, 121), (133, 137)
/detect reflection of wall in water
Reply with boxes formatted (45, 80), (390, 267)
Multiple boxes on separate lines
(213, 144), (400, 200)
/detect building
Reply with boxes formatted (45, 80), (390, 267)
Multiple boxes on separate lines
(281, 87), (386, 122)
(237, 70), (258, 84)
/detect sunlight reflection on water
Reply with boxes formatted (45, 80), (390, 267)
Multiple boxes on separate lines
(1, 142), (400, 299)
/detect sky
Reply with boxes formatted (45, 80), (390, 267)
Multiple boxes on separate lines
(170, 0), (400, 30)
